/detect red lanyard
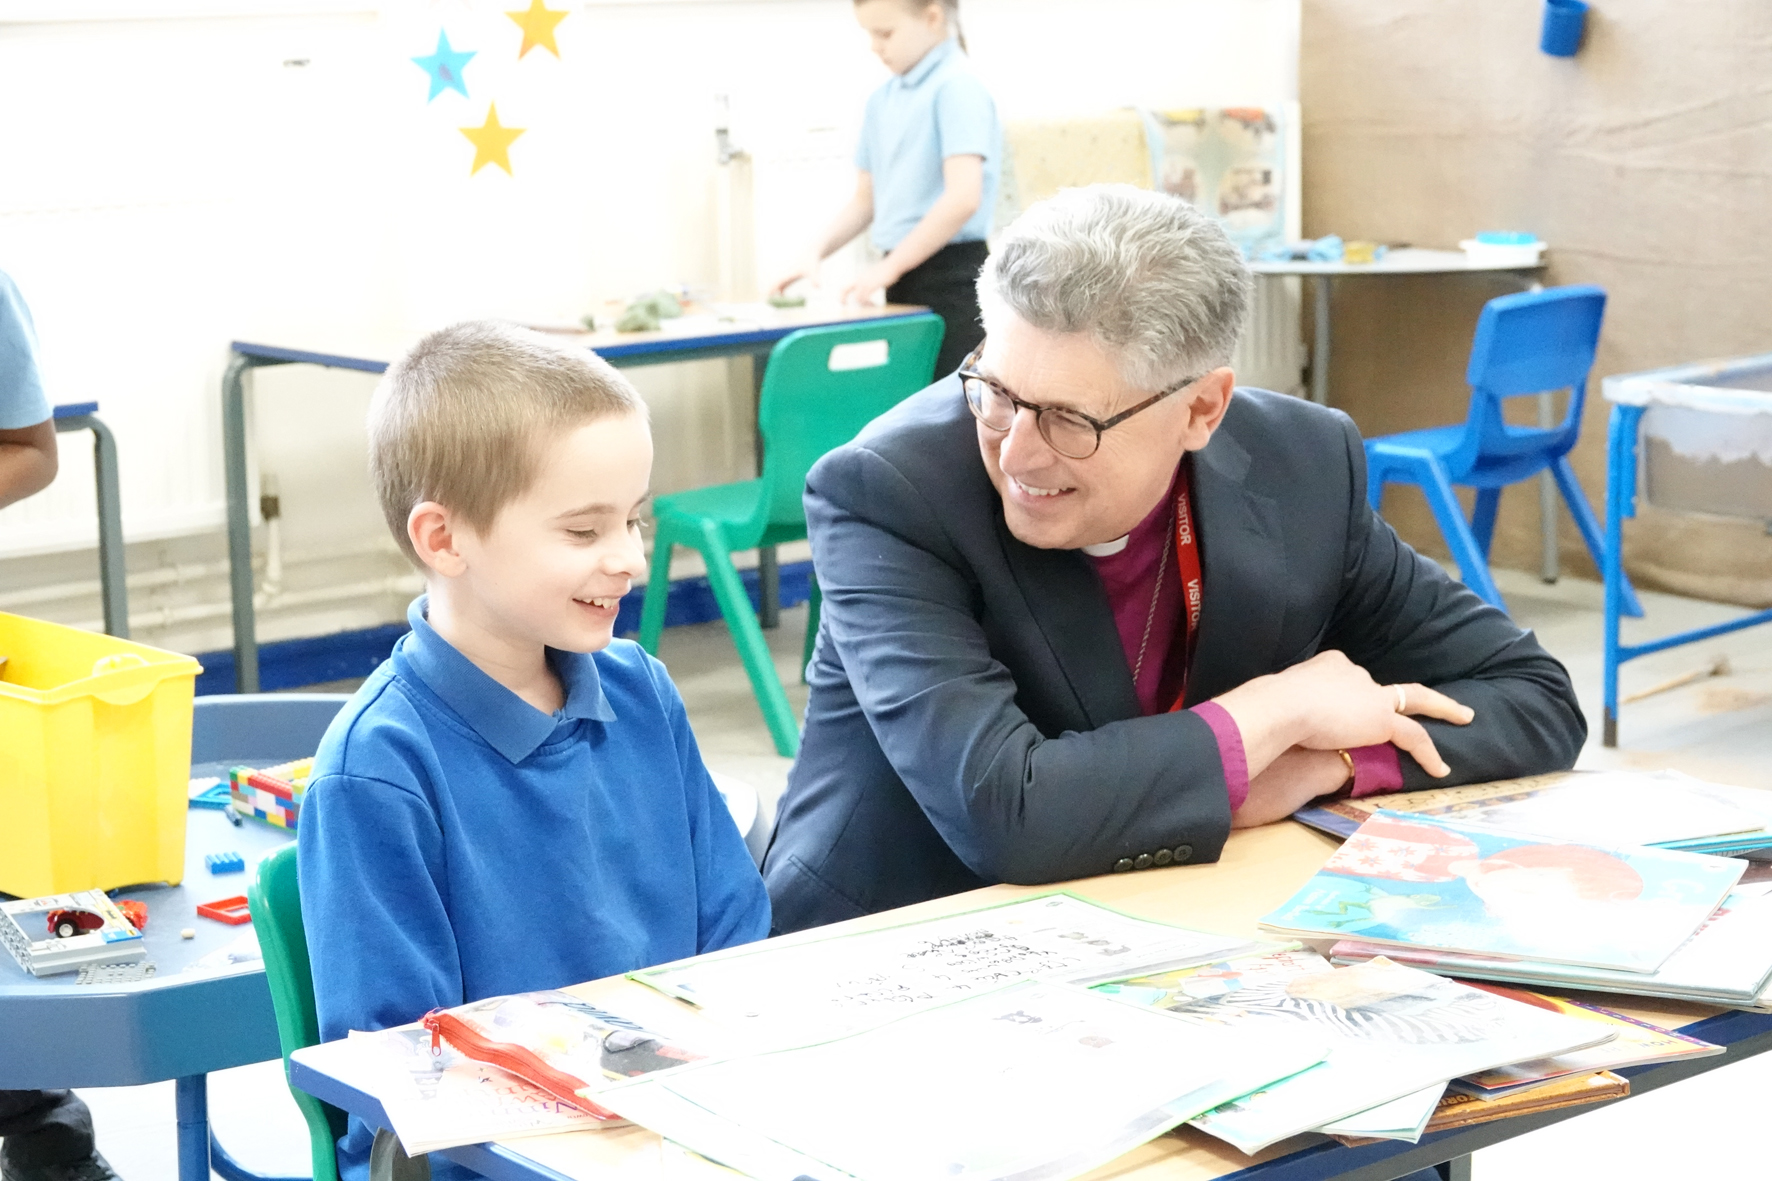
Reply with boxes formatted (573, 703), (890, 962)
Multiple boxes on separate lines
(1167, 481), (1203, 714)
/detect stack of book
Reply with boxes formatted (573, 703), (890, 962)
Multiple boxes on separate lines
(1093, 946), (1728, 1152)
(1265, 809), (1772, 1008)
(1295, 769), (1772, 858)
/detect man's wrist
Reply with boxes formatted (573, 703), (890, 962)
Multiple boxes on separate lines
(1212, 671), (1314, 774)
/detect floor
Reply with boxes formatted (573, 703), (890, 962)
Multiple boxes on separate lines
(68, 570), (1772, 1181)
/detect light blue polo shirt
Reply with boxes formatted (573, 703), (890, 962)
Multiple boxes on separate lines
(0, 271), (50, 429)
(856, 37), (1000, 253)
(300, 596), (771, 1181)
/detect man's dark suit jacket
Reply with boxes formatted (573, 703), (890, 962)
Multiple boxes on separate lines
(761, 379), (1585, 934)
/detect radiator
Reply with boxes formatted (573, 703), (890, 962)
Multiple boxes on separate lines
(1233, 275), (1307, 398)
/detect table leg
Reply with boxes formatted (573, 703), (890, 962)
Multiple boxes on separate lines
(1310, 275), (1332, 406)
(87, 416), (129, 638)
(1538, 391), (1559, 582)
(1602, 404), (1642, 748)
(223, 354), (262, 693)
(54, 412), (130, 638)
(175, 1074), (211, 1181)
(1435, 1156), (1472, 1181)
(749, 352), (779, 628)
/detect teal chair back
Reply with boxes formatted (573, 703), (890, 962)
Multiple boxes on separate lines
(248, 842), (347, 1181)
(743, 314), (945, 547)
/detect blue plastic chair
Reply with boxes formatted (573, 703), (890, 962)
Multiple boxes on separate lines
(1364, 285), (1642, 615)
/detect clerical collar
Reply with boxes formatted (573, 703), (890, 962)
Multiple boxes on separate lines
(1080, 535), (1130, 557)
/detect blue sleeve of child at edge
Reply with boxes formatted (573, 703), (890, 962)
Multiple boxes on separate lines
(298, 772), (465, 1041)
(654, 662), (772, 952)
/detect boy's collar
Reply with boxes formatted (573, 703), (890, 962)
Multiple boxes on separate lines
(898, 36), (958, 88)
(399, 595), (616, 763)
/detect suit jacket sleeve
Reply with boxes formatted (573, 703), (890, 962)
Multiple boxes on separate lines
(1324, 413), (1587, 787)
(806, 444), (1233, 886)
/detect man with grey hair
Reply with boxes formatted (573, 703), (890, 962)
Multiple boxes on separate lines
(761, 184), (1583, 934)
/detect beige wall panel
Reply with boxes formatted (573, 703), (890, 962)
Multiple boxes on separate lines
(1301, 0), (1772, 604)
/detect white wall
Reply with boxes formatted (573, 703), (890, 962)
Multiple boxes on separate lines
(0, 0), (1298, 656)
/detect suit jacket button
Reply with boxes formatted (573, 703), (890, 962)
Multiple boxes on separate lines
(1172, 844), (1193, 863)
(1152, 848), (1173, 867)
(1113, 858), (1134, 873)
(1133, 853), (1153, 870)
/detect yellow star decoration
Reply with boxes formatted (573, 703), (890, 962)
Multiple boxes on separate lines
(506, 0), (568, 58)
(460, 104), (525, 175)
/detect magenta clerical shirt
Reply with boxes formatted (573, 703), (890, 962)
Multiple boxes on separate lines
(1084, 462), (1402, 812)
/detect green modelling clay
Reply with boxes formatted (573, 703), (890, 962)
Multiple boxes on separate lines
(768, 292), (806, 309)
(635, 290), (683, 319)
(614, 290), (685, 333)
(616, 305), (661, 333)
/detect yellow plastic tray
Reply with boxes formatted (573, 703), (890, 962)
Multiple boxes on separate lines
(0, 612), (202, 896)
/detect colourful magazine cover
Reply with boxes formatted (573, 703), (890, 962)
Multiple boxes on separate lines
(1262, 810), (1745, 973)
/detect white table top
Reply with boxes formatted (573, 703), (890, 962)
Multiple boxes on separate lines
(1249, 247), (1547, 277)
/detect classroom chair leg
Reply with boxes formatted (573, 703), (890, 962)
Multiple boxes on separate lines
(1409, 451), (1507, 610)
(1552, 456), (1644, 617)
(699, 529), (801, 757)
(638, 532), (677, 654)
(1469, 487), (1501, 560)
(801, 572), (822, 684)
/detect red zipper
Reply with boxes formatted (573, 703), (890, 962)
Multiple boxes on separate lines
(422, 1010), (619, 1120)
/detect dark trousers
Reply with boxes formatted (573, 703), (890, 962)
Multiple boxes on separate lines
(888, 239), (989, 379)
(0, 1091), (95, 1168)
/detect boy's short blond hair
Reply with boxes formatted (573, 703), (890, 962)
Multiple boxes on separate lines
(369, 320), (647, 565)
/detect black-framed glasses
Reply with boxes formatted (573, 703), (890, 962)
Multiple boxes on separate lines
(957, 342), (1202, 459)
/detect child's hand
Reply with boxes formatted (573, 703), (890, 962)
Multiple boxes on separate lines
(843, 259), (900, 305)
(770, 255), (822, 297)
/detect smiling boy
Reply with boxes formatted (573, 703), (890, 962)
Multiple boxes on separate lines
(298, 321), (770, 1181)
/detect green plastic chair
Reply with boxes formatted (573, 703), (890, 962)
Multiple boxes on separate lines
(638, 314), (944, 756)
(248, 842), (348, 1181)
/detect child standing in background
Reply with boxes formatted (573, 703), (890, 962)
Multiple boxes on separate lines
(772, 0), (1000, 377)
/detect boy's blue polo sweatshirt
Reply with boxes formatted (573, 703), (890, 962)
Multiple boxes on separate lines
(299, 597), (770, 1181)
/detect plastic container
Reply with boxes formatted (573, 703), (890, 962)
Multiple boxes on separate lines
(0, 612), (203, 897)
(1603, 354), (1772, 522)
(1541, 0), (1589, 57)
(1459, 232), (1547, 267)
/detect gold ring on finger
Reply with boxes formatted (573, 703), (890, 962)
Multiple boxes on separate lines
(1395, 684), (1408, 714)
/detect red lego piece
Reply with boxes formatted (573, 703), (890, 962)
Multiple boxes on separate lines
(195, 895), (253, 925)
(244, 772), (298, 802)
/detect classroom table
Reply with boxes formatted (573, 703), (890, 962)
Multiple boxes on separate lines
(1248, 248), (1557, 583)
(221, 303), (931, 693)
(50, 401), (127, 638)
(0, 807), (298, 1181)
(287, 819), (1772, 1181)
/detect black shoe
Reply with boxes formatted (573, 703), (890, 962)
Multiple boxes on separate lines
(0, 1151), (121, 1181)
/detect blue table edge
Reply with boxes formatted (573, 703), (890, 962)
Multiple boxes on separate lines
(286, 1056), (578, 1181)
(286, 1003), (1772, 1181)
(231, 313), (936, 372)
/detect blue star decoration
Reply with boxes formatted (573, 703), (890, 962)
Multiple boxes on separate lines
(412, 29), (475, 102)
